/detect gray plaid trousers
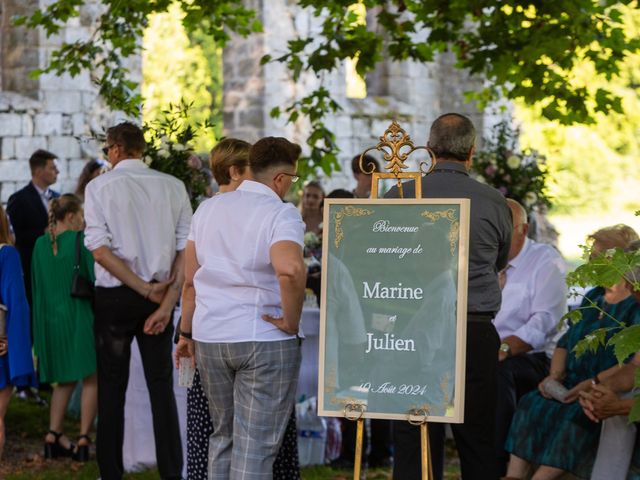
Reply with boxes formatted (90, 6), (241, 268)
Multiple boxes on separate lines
(195, 339), (301, 480)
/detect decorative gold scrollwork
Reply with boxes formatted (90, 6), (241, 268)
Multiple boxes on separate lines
(359, 121), (435, 176)
(420, 209), (460, 256)
(334, 206), (374, 249)
(358, 121), (436, 199)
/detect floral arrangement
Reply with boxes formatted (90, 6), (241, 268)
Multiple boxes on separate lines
(143, 101), (211, 209)
(472, 121), (551, 209)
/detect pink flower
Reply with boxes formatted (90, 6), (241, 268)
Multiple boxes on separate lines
(485, 165), (497, 177)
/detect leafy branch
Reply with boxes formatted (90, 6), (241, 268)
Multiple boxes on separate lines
(15, 0), (640, 175)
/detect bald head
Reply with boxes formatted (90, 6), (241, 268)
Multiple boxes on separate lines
(507, 199), (527, 226)
(506, 199), (529, 261)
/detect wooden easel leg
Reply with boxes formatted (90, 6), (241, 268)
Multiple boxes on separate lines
(353, 418), (365, 480)
(420, 422), (432, 480)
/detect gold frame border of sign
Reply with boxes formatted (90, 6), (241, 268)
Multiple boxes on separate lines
(349, 120), (435, 480)
(358, 120), (436, 199)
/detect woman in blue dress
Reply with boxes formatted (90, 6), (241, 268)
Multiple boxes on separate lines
(0, 205), (36, 459)
(505, 224), (640, 479)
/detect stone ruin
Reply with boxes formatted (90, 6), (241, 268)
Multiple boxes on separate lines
(0, 0), (504, 201)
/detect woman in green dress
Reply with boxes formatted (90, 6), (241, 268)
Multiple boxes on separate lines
(31, 194), (96, 461)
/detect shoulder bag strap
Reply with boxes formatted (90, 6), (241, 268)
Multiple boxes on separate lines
(74, 232), (82, 271)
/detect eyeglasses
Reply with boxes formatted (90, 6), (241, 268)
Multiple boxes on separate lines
(278, 172), (300, 183)
(102, 144), (118, 156)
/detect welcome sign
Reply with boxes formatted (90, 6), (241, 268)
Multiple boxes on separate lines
(318, 198), (470, 422)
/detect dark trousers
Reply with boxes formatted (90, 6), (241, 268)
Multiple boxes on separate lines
(94, 286), (183, 480)
(495, 352), (549, 476)
(392, 321), (500, 480)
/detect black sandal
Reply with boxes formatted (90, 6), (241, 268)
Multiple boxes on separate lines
(72, 434), (92, 462)
(43, 430), (74, 459)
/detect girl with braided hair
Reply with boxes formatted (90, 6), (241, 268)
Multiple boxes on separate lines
(31, 193), (97, 462)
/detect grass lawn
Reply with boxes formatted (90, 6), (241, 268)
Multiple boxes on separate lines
(3, 392), (461, 479)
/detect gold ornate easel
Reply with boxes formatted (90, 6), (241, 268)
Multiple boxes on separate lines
(359, 120), (435, 199)
(350, 120), (435, 480)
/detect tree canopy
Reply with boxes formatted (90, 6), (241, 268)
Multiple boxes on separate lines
(16, 0), (640, 174)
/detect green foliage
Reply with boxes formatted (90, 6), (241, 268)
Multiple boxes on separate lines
(566, 236), (640, 363)
(142, 101), (210, 209)
(609, 324), (640, 364)
(16, 1), (257, 117)
(572, 327), (611, 358)
(517, 5), (640, 215)
(17, 0), (640, 178)
(472, 121), (551, 209)
(567, 248), (640, 289)
(142, 4), (222, 152)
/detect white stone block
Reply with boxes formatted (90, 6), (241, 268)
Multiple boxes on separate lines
(0, 92), (41, 112)
(43, 91), (82, 114)
(21, 115), (34, 136)
(1, 138), (16, 160)
(68, 159), (87, 179)
(0, 114), (22, 136)
(1, 182), (18, 204)
(15, 137), (47, 160)
(64, 26), (91, 44)
(35, 113), (63, 136)
(72, 113), (87, 136)
(48, 136), (82, 158)
(61, 114), (73, 135)
(0, 160), (31, 182)
(81, 92), (98, 110)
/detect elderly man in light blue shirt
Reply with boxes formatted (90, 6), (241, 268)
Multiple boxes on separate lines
(494, 199), (568, 476)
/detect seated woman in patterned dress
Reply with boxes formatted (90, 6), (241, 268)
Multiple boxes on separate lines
(504, 224), (640, 480)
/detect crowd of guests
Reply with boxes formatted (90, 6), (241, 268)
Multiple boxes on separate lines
(0, 113), (637, 480)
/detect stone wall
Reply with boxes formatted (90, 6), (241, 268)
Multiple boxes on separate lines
(222, 1), (507, 194)
(0, 0), (130, 203)
(0, 0), (505, 203)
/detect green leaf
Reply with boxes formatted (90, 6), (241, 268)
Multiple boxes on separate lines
(629, 396), (640, 423)
(573, 327), (611, 358)
(609, 325), (640, 364)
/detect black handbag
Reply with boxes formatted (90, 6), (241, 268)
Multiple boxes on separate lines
(70, 232), (94, 299)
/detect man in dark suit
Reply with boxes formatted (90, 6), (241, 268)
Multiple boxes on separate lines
(386, 113), (512, 480)
(7, 149), (60, 304)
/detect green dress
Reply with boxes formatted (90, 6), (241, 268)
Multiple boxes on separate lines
(31, 230), (96, 383)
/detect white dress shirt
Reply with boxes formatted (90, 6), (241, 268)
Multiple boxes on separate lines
(84, 159), (192, 287)
(493, 238), (567, 354)
(189, 180), (305, 343)
(33, 183), (51, 211)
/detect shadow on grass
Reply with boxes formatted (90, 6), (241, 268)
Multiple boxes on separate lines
(3, 391), (461, 479)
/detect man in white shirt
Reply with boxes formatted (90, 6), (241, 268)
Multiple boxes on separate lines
(494, 199), (567, 476)
(84, 122), (191, 480)
(176, 136), (306, 478)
